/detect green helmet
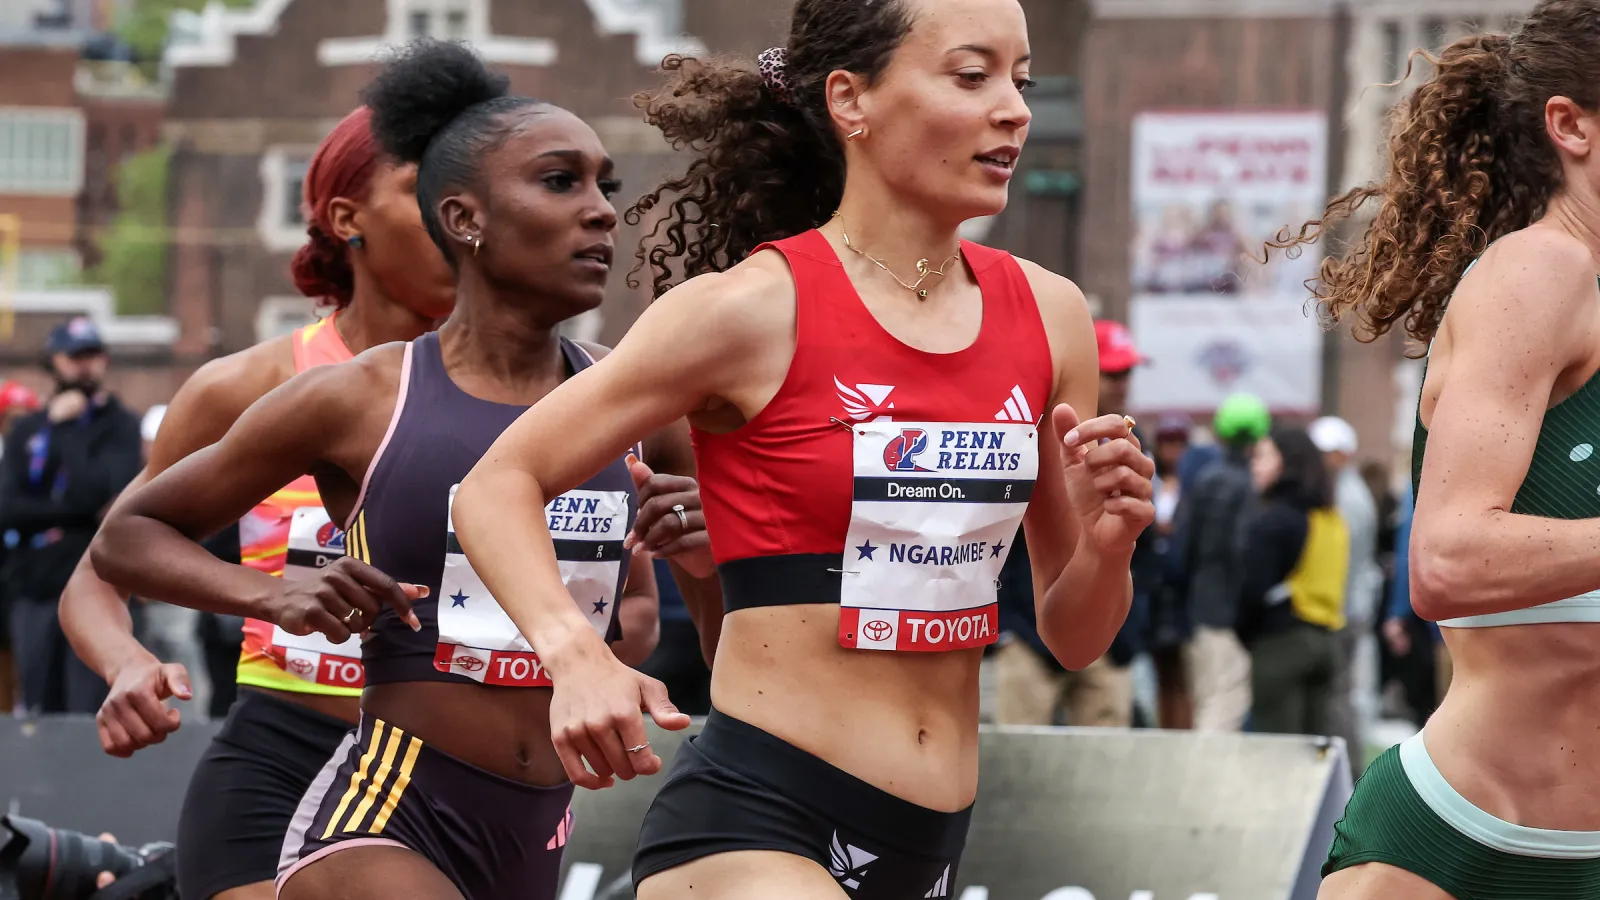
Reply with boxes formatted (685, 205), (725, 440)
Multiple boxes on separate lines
(1213, 393), (1271, 443)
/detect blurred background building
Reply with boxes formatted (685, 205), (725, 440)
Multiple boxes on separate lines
(0, 0), (1546, 477)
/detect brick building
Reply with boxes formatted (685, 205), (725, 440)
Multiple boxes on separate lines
(160, 0), (1091, 360)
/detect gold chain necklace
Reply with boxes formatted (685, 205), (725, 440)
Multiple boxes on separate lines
(834, 213), (961, 300)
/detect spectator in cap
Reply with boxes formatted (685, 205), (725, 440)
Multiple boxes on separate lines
(993, 320), (1152, 728)
(1174, 393), (1271, 731)
(1094, 320), (1146, 415)
(1310, 415), (1381, 777)
(0, 316), (141, 714)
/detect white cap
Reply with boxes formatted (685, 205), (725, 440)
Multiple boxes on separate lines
(141, 404), (167, 443)
(1310, 416), (1358, 456)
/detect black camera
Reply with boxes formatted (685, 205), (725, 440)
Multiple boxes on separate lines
(0, 816), (176, 900)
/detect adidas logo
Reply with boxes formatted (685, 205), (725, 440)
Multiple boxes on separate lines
(827, 831), (877, 890)
(925, 864), (951, 897)
(994, 385), (1034, 423)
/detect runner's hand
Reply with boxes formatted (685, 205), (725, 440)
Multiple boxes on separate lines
(267, 556), (426, 642)
(47, 388), (88, 423)
(623, 454), (714, 577)
(548, 649), (691, 790)
(97, 658), (191, 758)
(1055, 405), (1156, 556)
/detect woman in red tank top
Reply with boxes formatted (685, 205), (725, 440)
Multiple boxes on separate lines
(454, 1), (1155, 897)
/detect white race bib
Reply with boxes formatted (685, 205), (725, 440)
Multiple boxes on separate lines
(268, 507), (365, 688)
(838, 421), (1038, 652)
(435, 484), (629, 686)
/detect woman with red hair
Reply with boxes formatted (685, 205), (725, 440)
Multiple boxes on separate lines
(59, 105), (454, 900)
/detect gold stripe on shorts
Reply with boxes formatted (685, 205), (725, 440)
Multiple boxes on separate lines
(344, 723), (406, 833)
(370, 735), (424, 834)
(322, 720), (386, 840)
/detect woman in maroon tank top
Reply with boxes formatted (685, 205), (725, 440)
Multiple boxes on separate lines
(91, 41), (714, 900)
(454, 1), (1155, 898)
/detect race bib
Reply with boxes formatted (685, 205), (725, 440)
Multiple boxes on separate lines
(839, 421), (1038, 652)
(435, 484), (629, 686)
(268, 507), (365, 688)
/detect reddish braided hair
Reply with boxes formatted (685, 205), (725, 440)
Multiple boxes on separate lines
(289, 106), (382, 308)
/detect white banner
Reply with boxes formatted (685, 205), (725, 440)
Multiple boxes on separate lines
(1127, 112), (1328, 414)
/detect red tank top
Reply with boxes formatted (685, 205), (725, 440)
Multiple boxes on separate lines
(693, 229), (1054, 652)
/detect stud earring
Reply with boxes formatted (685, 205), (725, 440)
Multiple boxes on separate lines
(347, 235), (365, 249)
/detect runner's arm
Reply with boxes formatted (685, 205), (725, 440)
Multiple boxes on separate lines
(1410, 231), (1600, 619)
(1016, 261), (1150, 670)
(90, 360), (408, 624)
(61, 354), (278, 684)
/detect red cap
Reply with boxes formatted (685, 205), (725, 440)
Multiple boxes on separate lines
(0, 381), (39, 414)
(1095, 320), (1146, 373)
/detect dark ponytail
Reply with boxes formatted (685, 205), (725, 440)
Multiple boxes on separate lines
(626, 0), (913, 297)
(1270, 0), (1600, 344)
(361, 39), (542, 265)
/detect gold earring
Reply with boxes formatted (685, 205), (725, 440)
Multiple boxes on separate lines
(472, 236), (482, 257)
(847, 128), (865, 141)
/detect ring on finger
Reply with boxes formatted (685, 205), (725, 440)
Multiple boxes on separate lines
(343, 608), (362, 624)
(627, 742), (650, 754)
(672, 504), (689, 529)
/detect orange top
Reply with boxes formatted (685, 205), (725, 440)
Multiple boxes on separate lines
(235, 316), (363, 696)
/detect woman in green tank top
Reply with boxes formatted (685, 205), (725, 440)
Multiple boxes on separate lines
(1270, 3), (1600, 898)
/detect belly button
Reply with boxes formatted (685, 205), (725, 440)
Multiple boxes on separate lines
(516, 745), (533, 768)
(918, 729), (928, 746)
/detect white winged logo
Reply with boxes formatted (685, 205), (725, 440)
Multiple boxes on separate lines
(827, 830), (878, 890)
(836, 378), (897, 422)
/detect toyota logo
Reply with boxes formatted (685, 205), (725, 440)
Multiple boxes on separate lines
(454, 655), (486, 672)
(288, 658), (315, 675)
(863, 620), (893, 642)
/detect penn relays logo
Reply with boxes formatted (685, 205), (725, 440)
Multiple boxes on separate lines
(836, 378), (896, 422)
(316, 521), (345, 551)
(882, 429), (933, 472)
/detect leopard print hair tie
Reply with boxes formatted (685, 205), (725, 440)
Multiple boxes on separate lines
(758, 47), (795, 108)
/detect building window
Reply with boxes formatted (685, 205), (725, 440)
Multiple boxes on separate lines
(256, 296), (322, 342)
(16, 249), (82, 289)
(258, 147), (315, 252)
(0, 108), (86, 196)
(283, 156), (308, 227)
(402, 0), (470, 39)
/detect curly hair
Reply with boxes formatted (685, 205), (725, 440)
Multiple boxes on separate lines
(626, 0), (913, 297)
(1268, 0), (1600, 345)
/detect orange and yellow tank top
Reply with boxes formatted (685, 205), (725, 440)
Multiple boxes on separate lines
(235, 316), (366, 696)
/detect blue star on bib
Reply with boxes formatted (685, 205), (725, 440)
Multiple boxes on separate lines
(856, 540), (877, 561)
(451, 591), (469, 608)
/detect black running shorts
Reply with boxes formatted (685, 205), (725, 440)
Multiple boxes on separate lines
(176, 688), (352, 900)
(634, 709), (971, 899)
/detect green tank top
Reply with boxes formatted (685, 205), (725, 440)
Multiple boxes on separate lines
(1411, 276), (1600, 627)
